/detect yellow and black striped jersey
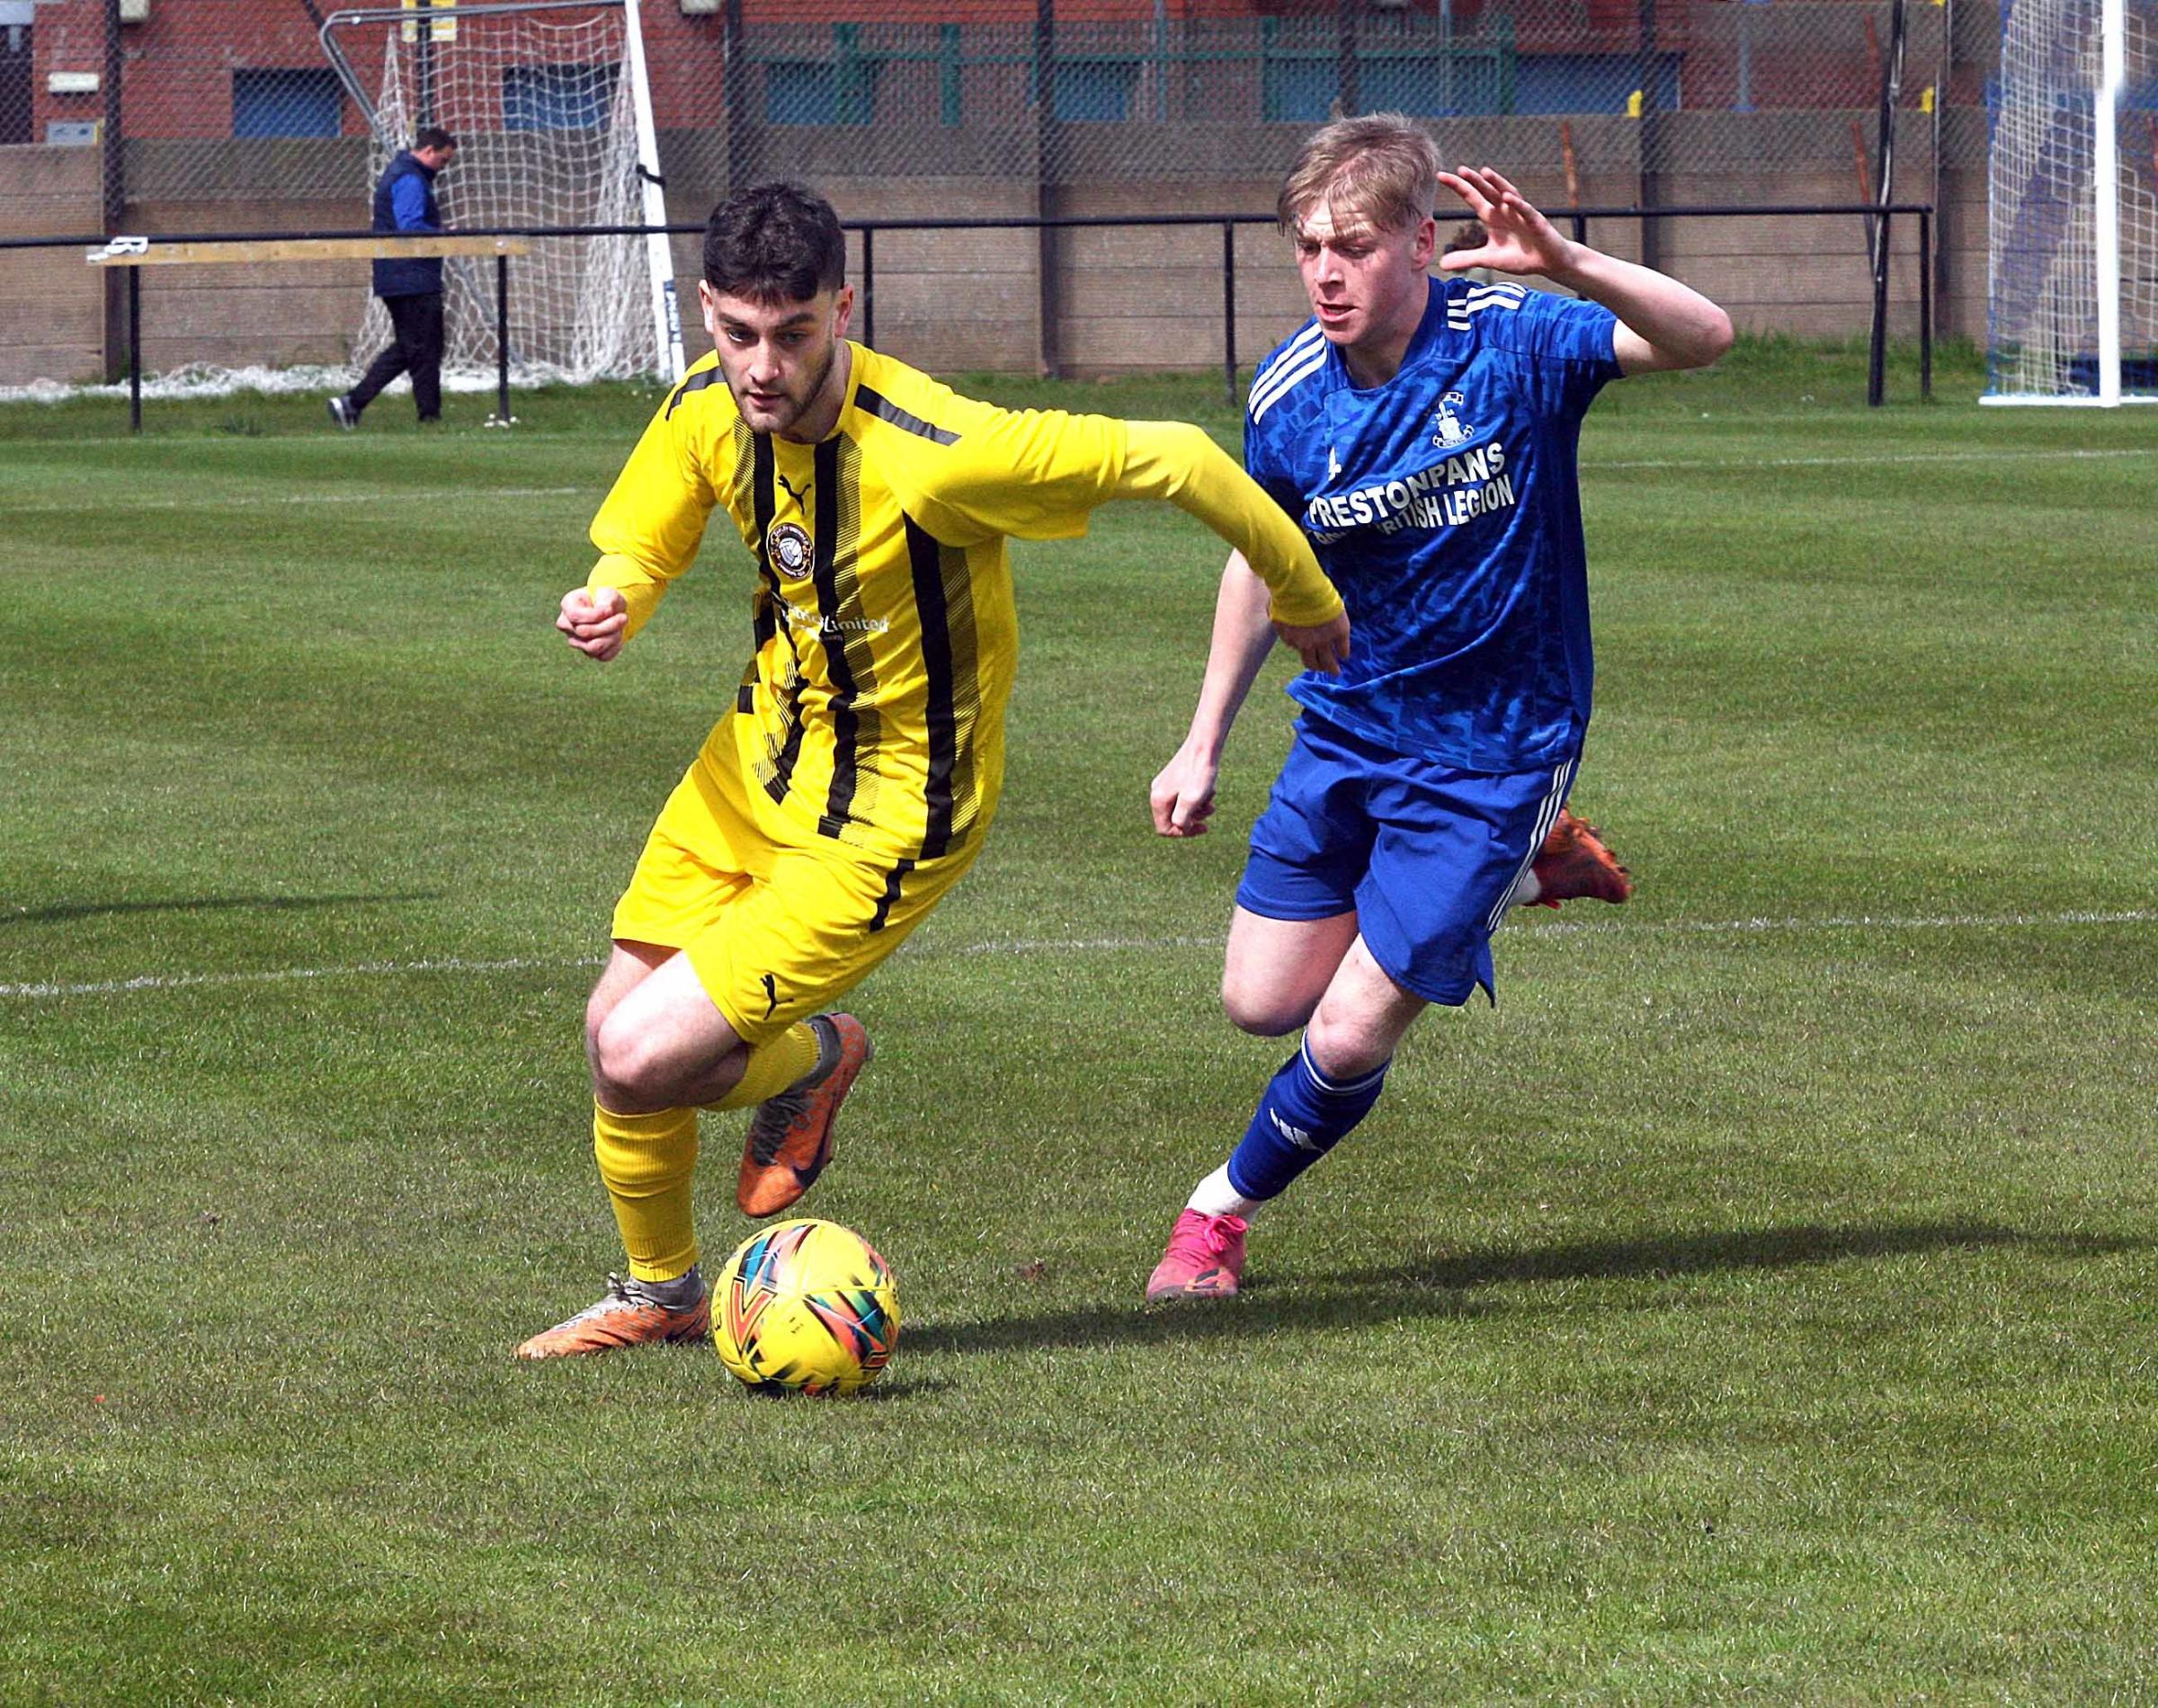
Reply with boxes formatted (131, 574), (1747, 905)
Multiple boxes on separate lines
(587, 342), (1342, 866)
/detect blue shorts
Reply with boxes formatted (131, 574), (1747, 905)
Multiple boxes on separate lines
(1235, 714), (1578, 1007)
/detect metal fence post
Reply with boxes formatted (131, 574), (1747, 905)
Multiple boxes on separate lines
(1919, 207), (1933, 401)
(494, 252), (511, 424)
(1867, 201), (1893, 406)
(723, 0), (747, 193)
(128, 266), (141, 433)
(1336, 0), (1360, 119)
(861, 225), (876, 351)
(101, 0), (124, 229)
(416, 0), (437, 129)
(1637, 0), (1662, 272)
(1034, 0), (1059, 378)
(103, 0), (128, 387)
(1222, 218), (1236, 408)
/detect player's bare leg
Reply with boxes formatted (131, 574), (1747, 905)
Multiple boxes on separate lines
(587, 945), (752, 1113)
(1219, 907), (1361, 1037)
(520, 943), (867, 1357)
(1303, 935), (1428, 1082)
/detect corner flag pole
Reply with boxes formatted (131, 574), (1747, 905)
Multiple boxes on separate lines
(621, 0), (684, 380)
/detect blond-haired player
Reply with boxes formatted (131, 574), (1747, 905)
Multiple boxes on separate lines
(1144, 116), (1733, 1302)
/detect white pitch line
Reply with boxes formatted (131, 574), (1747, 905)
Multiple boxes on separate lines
(1525, 908), (2158, 937)
(2, 910), (2151, 1002)
(946, 932), (1222, 956)
(0, 954), (595, 1001)
(1592, 447), (2153, 472)
(4, 485), (590, 516)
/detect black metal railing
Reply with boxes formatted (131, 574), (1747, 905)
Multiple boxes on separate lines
(7, 201), (1936, 431)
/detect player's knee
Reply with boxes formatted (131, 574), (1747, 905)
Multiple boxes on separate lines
(1220, 966), (1314, 1037)
(587, 1012), (672, 1112)
(583, 990), (613, 1062)
(1303, 1005), (1397, 1084)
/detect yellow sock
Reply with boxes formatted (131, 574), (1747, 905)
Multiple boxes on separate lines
(704, 1020), (821, 1112)
(592, 1103), (700, 1283)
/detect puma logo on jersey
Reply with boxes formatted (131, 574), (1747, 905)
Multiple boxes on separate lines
(775, 472), (812, 506)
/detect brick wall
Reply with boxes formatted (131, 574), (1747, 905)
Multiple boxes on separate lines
(0, 166), (1967, 390)
(0, 145), (103, 387)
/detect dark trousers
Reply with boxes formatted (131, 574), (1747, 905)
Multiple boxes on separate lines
(349, 290), (445, 421)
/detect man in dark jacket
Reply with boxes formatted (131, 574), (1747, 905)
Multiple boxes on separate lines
(329, 126), (459, 428)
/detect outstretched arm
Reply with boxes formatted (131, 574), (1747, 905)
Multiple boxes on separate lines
(1150, 553), (1277, 837)
(1119, 419), (1349, 673)
(1437, 165), (1734, 374)
(923, 404), (1348, 671)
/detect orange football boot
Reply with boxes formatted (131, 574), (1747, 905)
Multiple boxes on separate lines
(514, 1272), (711, 1360)
(1529, 807), (1633, 908)
(736, 1013), (873, 1217)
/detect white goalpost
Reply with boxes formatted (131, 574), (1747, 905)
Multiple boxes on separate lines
(321, 0), (687, 390)
(1984, 0), (2158, 404)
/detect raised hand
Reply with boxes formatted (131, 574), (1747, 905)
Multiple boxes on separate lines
(1435, 166), (1576, 282)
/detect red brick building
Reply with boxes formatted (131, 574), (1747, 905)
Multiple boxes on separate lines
(0, 0), (1973, 387)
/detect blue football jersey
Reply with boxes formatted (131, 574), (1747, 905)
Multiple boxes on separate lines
(1244, 277), (1622, 771)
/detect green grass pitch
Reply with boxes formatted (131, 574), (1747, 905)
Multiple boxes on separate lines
(2, 342), (2154, 1703)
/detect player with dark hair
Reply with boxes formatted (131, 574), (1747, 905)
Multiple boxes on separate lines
(328, 125), (459, 430)
(1144, 115), (1733, 1302)
(517, 181), (1350, 1358)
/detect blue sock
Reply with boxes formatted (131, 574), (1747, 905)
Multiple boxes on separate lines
(1224, 1038), (1390, 1203)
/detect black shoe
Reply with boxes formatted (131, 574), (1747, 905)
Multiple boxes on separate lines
(327, 395), (358, 430)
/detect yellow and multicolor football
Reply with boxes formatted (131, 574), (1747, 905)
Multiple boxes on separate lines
(712, 1217), (899, 1397)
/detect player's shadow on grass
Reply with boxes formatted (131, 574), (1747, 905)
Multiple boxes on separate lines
(4, 892), (441, 926)
(907, 1220), (2144, 1355)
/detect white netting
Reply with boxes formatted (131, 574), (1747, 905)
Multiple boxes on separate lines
(345, 0), (663, 384)
(1986, 0), (2158, 401)
(2130, 1), (2158, 394)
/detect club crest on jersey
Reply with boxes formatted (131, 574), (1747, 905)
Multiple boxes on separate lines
(1431, 391), (1475, 449)
(766, 520), (815, 581)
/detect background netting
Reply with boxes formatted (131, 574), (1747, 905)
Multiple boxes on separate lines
(1984, 0), (2158, 399)
(343, 1), (660, 380)
(2, 0), (1979, 391)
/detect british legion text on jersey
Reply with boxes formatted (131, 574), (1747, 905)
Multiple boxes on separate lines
(1244, 276), (1623, 773)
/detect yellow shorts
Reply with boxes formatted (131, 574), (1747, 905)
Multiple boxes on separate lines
(611, 725), (976, 1047)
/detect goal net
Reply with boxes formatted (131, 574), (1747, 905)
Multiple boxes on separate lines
(1985, 0), (2158, 404)
(324, 0), (682, 388)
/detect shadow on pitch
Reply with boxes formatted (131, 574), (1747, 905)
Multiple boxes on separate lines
(4, 892), (441, 927)
(904, 1220), (2145, 1357)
